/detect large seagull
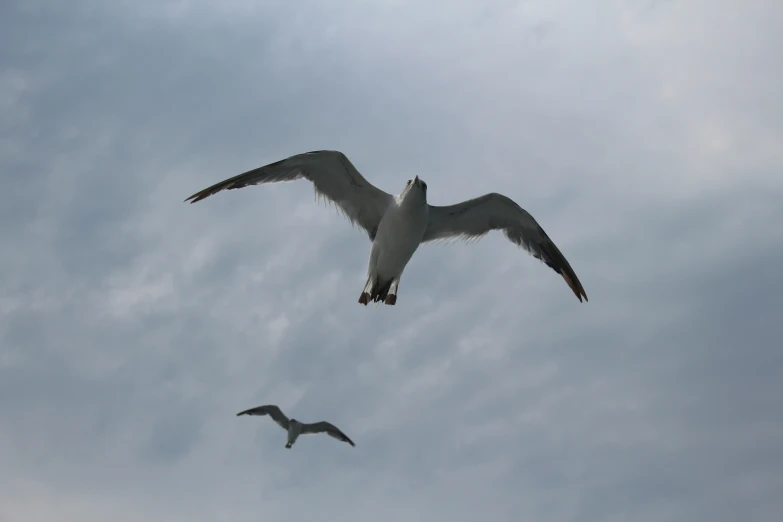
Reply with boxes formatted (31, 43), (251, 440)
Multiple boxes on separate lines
(185, 150), (587, 305)
(237, 404), (356, 449)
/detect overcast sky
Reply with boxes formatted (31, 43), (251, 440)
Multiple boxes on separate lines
(2, 1), (782, 521)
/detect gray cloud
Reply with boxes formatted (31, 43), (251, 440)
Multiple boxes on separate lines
(2, 0), (782, 521)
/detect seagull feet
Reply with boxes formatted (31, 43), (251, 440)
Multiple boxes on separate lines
(358, 292), (370, 305)
(384, 294), (397, 305)
(285, 443), (292, 449)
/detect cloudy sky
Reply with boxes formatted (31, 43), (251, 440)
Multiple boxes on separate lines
(2, 0), (782, 521)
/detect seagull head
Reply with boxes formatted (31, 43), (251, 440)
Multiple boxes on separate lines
(403, 175), (428, 200)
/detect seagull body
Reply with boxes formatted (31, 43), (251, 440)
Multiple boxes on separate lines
(364, 180), (429, 304)
(185, 150), (587, 305)
(237, 404), (355, 449)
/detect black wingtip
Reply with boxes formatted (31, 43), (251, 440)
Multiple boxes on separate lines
(184, 187), (219, 204)
(575, 283), (588, 303)
(557, 267), (587, 303)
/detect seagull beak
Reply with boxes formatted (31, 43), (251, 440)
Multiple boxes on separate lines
(414, 175), (419, 184)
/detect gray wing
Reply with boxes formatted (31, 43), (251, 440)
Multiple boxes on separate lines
(422, 193), (588, 302)
(236, 404), (290, 430)
(184, 150), (394, 241)
(301, 421), (356, 447)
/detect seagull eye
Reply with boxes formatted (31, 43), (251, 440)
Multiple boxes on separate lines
(407, 179), (412, 185)
(422, 182), (427, 190)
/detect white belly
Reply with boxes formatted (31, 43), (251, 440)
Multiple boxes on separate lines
(369, 199), (428, 279)
(288, 422), (302, 444)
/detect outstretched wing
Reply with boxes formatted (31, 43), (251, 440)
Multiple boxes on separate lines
(236, 404), (290, 430)
(422, 193), (588, 302)
(185, 150), (393, 241)
(301, 421), (356, 447)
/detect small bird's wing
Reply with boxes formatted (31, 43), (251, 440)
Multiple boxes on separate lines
(236, 404), (290, 430)
(422, 193), (587, 302)
(184, 150), (394, 241)
(301, 421), (356, 447)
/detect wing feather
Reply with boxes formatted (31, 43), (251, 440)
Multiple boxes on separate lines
(236, 404), (290, 430)
(185, 150), (393, 241)
(422, 193), (587, 302)
(301, 421), (356, 447)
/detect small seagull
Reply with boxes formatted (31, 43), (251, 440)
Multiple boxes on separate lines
(236, 404), (356, 449)
(185, 150), (587, 305)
